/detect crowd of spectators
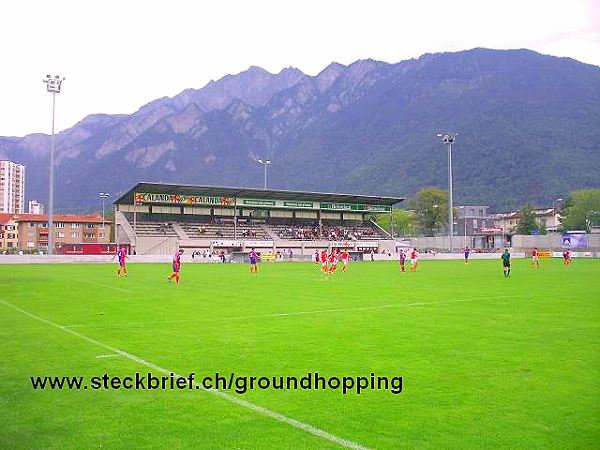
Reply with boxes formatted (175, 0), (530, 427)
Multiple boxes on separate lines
(275, 222), (379, 240)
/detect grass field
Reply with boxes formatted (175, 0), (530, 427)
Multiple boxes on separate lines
(1, 258), (599, 449)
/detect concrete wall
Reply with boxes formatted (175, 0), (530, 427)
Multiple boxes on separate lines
(400, 234), (600, 253)
(115, 210), (135, 245)
(510, 234), (600, 252)
(400, 236), (474, 251)
(135, 236), (179, 255)
(2, 251), (597, 265)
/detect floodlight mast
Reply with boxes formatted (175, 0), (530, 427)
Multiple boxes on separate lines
(257, 158), (272, 189)
(43, 75), (65, 255)
(437, 133), (457, 252)
(99, 193), (110, 229)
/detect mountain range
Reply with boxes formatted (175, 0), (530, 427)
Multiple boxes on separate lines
(1, 47), (599, 212)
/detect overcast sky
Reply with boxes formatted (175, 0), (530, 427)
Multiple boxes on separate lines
(1, 0), (599, 137)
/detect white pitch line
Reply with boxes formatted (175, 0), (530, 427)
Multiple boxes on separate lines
(95, 354), (121, 359)
(63, 294), (515, 329)
(0, 299), (369, 450)
(65, 277), (132, 293)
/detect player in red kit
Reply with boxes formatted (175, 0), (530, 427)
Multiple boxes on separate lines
(410, 248), (419, 272)
(531, 247), (540, 268)
(562, 249), (572, 267)
(168, 249), (184, 284)
(320, 249), (328, 272)
(340, 250), (350, 272)
(328, 249), (338, 274)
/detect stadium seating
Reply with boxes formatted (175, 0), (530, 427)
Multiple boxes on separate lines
(133, 222), (178, 237)
(180, 222), (269, 240)
(267, 221), (385, 241)
(124, 213), (385, 243)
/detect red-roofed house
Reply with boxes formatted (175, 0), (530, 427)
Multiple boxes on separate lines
(0, 213), (19, 250)
(0, 213), (111, 251)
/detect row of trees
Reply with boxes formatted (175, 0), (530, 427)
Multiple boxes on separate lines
(559, 189), (600, 232)
(372, 187), (450, 237)
(372, 188), (600, 237)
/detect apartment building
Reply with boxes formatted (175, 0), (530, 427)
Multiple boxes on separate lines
(0, 213), (111, 251)
(0, 214), (19, 250)
(0, 160), (25, 214)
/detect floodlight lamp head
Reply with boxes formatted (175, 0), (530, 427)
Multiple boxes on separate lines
(43, 74), (64, 93)
(440, 133), (456, 144)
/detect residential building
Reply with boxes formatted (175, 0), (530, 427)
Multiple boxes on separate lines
(491, 211), (519, 235)
(456, 205), (503, 250)
(28, 200), (44, 214)
(0, 213), (19, 250)
(535, 208), (562, 232)
(491, 207), (563, 234)
(0, 160), (25, 214)
(0, 213), (111, 251)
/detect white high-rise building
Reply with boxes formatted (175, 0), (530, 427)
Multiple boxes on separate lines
(0, 160), (25, 214)
(28, 199), (44, 214)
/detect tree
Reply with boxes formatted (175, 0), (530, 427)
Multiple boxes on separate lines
(371, 208), (414, 237)
(559, 189), (600, 232)
(410, 188), (448, 236)
(515, 203), (547, 235)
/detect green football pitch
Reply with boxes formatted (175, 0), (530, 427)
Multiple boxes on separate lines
(1, 258), (599, 449)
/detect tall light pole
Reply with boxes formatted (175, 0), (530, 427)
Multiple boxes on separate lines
(437, 133), (457, 252)
(257, 158), (271, 189)
(133, 199), (138, 254)
(459, 205), (467, 246)
(99, 193), (110, 229)
(43, 74), (65, 255)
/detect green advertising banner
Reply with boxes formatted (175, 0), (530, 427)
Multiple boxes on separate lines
(319, 202), (391, 212)
(134, 192), (390, 212)
(241, 199), (276, 207)
(283, 201), (314, 208)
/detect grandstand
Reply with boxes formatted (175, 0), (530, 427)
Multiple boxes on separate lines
(113, 182), (403, 256)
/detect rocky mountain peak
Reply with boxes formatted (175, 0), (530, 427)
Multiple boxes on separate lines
(315, 62), (347, 92)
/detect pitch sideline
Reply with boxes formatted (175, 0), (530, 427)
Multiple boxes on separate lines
(1, 299), (370, 450)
